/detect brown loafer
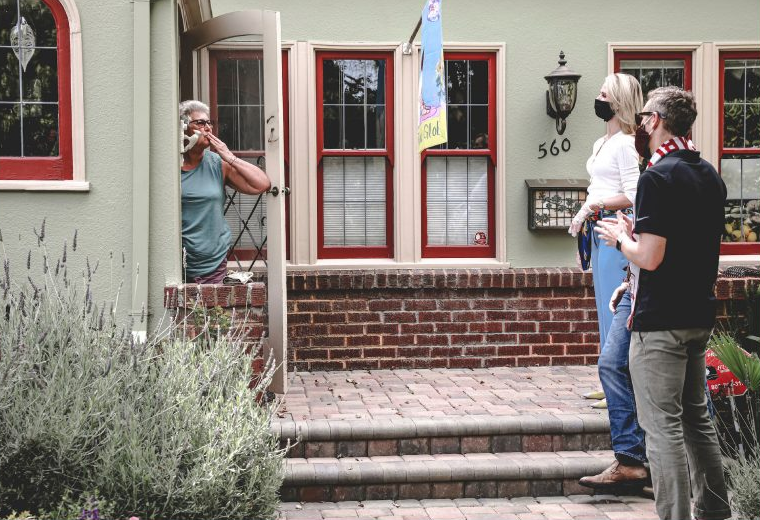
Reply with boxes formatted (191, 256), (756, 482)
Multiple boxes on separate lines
(578, 460), (648, 489)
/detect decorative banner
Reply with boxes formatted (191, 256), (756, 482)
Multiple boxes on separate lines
(10, 17), (36, 72)
(418, 0), (447, 152)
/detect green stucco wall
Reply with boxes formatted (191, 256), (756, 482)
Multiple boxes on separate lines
(0, 0), (179, 330)
(213, 0), (760, 267)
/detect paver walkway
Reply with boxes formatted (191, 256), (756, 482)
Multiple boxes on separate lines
(278, 495), (658, 520)
(278, 366), (605, 421)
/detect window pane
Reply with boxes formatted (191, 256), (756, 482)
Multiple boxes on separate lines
(344, 105), (364, 148)
(469, 60), (488, 104)
(217, 105), (238, 151)
(323, 60), (341, 104)
(23, 49), (57, 102)
(323, 105), (341, 149)
(238, 58), (261, 105)
(216, 59), (237, 104)
(721, 155), (760, 243)
(0, 48), (20, 102)
(23, 103), (58, 156)
(426, 157), (490, 247)
(724, 104), (744, 148)
(366, 105), (385, 149)
(640, 68), (662, 94)
(447, 105), (467, 149)
(468, 157), (488, 200)
(446, 157), (467, 201)
(323, 202), (344, 246)
(724, 66), (745, 103)
(0, 103), (21, 156)
(747, 66), (760, 101)
(322, 157), (386, 247)
(341, 60), (365, 105)
(748, 105), (760, 148)
(323, 157), (344, 202)
(427, 202), (446, 245)
(322, 57), (386, 151)
(663, 67), (683, 88)
(20, 0), (57, 47)
(447, 60), (467, 104)
(470, 106), (488, 149)
(239, 105), (262, 151)
(366, 60), (385, 104)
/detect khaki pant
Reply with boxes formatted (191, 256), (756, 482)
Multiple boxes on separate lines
(629, 328), (731, 520)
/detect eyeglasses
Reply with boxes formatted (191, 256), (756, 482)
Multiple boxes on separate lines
(189, 119), (215, 127)
(635, 111), (666, 126)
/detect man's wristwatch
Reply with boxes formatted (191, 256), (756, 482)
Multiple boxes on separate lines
(615, 235), (623, 251)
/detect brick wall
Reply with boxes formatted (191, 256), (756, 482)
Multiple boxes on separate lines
(164, 282), (268, 372)
(164, 269), (758, 372)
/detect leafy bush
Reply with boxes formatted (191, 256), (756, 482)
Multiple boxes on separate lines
(0, 226), (285, 520)
(709, 332), (760, 520)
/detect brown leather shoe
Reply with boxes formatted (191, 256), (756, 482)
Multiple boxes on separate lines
(578, 461), (648, 489)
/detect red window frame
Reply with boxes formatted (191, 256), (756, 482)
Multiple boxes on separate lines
(421, 52), (496, 259)
(614, 51), (693, 93)
(718, 50), (760, 255)
(0, 0), (72, 181)
(316, 51), (395, 259)
(209, 49), (290, 260)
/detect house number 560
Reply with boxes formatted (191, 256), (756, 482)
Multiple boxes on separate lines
(538, 138), (571, 159)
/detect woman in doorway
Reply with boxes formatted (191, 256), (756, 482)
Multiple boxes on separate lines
(180, 100), (271, 284)
(569, 74), (649, 489)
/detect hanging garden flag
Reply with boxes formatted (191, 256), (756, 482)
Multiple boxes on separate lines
(418, 0), (447, 151)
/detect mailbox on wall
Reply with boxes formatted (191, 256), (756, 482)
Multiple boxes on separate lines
(525, 178), (589, 230)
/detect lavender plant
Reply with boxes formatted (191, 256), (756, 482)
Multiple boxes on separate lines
(0, 224), (284, 520)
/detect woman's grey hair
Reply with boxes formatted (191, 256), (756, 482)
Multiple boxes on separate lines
(645, 87), (697, 137)
(179, 100), (210, 123)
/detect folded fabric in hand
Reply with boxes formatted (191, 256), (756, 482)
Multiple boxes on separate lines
(223, 270), (255, 285)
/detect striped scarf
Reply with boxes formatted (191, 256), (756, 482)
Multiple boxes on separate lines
(647, 136), (697, 168)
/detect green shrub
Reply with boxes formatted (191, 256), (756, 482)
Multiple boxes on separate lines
(709, 332), (760, 520)
(0, 228), (285, 520)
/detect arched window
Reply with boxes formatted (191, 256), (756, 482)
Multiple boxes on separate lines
(0, 0), (75, 182)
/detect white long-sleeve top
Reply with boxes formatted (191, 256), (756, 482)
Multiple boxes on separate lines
(586, 131), (640, 205)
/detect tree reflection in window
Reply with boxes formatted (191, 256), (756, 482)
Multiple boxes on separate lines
(0, 0), (59, 158)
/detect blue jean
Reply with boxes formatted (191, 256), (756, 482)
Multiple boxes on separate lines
(590, 224), (629, 348)
(598, 290), (647, 464)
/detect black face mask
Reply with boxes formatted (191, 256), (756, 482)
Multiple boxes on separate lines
(594, 99), (615, 122)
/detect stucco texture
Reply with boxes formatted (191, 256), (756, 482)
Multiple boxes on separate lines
(211, 0), (759, 267)
(0, 0), (179, 330)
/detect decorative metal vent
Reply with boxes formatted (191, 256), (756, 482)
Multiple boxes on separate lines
(525, 178), (589, 230)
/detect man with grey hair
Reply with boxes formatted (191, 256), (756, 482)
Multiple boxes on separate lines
(595, 86), (731, 520)
(180, 100), (271, 284)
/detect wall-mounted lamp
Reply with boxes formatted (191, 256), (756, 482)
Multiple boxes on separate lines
(545, 51), (581, 135)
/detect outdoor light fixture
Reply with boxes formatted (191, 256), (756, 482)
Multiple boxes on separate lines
(526, 178), (589, 230)
(545, 51), (581, 135)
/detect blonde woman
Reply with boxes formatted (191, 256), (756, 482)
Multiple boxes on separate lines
(569, 74), (649, 489)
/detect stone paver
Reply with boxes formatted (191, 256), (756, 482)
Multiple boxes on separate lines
(278, 367), (605, 422)
(277, 497), (658, 520)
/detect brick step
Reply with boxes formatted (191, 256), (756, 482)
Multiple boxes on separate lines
(281, 451), (618, 502)
(274, 414), (611, 458)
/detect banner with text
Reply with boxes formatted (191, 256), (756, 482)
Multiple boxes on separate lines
(418, 0), (447, 151)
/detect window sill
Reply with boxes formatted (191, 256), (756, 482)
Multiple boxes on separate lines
(295, 258), (510, 270)
(719, 255), (760, 268)
(0, 180), (90, 192)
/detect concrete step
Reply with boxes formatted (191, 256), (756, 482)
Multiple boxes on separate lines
(281, 450), (618, 502)
(274, 413), (611, 458)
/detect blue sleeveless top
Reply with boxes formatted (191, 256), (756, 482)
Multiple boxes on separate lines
(181, 151), (231, 278)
